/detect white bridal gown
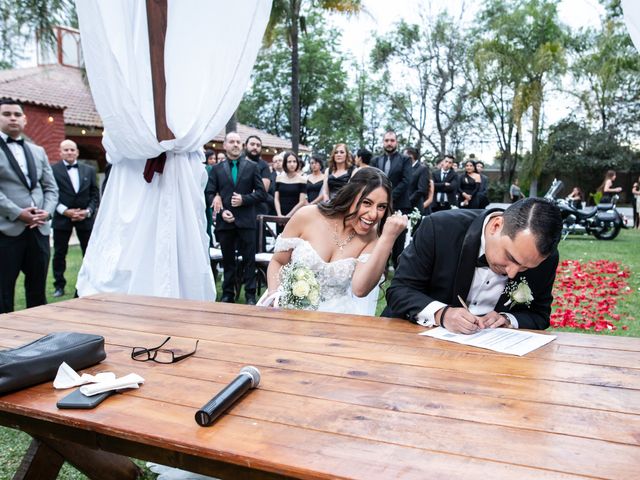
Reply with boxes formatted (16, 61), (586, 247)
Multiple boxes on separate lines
(273, 236), (380, 315)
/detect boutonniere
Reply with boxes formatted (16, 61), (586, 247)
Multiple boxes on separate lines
(503, 277), (533, 308)
(408, 207), (422, 230)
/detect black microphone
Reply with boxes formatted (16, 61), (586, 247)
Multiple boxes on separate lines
(195, 366), (261, 426)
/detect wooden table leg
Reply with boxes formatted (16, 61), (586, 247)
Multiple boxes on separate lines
(44, 437), (142, 480)
(13, 438), (64, 480)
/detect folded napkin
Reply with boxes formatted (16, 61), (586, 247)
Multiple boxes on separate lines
(80, 373), (145, 396)
(53, 362), (116, 389)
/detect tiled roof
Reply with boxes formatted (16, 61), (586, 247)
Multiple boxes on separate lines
(0, 64), (102, 127)
(0, 64), (310, 152)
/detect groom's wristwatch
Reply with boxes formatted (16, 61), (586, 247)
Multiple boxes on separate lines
(499, 312), (512, 328)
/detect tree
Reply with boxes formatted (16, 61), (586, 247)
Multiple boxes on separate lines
(371, 12), (472, 159)
(238, 12), (359, 152)
(266, 0), (361, 154)
(570, 4), (640, 136)
(474, 0), (567, 196)
(0, 0), (75, 66)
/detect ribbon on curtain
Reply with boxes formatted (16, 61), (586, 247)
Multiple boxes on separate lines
(75, 0), (272, 300)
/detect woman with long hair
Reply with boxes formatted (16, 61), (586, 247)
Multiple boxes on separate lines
(321, 143), (357, 201)
(458, 160), (481, 208)
(598, 170), (622, 204)
(265, 167), (407, 315)
(307, 154), (326, 205)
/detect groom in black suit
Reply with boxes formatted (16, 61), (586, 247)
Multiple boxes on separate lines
(51, 139), (100, 297)
(384, 198), (562, 333)
(206, 132), (266, 304)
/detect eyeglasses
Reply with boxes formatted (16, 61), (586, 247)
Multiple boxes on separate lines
(131, 337), (199, 364)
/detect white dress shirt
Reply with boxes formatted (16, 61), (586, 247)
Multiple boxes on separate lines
(56, 161), (89, 216)
(437, 169), (449, 203)
(1, 131), (30, 188)
(415, 212), (519, 328)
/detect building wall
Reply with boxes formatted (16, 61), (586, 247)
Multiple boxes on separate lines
(22, 104), (66, 163)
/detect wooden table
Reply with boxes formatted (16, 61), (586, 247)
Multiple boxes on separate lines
(1, 294), (639, 479)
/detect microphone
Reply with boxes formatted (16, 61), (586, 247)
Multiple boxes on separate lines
(195, 366), (261, 426)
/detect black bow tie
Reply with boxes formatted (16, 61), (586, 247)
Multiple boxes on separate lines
(6, 137), (24, 146)
(476, 254), (489, 268)
(66, 164), (78, 170)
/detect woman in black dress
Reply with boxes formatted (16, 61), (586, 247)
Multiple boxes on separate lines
(457, 160), (481, 209)
(275, 151), (307, 219)
(322, 143), (356, 201)
(307, 154), (325, 205)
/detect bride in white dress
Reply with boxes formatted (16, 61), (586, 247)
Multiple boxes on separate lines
(265, 167), (407, 315)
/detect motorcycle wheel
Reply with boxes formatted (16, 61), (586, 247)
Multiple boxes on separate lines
(593, 222), (621, 240)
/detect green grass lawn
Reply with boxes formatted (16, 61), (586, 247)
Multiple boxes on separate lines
(3, 231), (639, 478)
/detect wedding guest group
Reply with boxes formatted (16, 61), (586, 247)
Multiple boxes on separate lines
(51, 139), (100, 297)
(0, 98), (58, 313)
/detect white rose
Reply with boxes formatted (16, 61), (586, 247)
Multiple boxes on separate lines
(308, 289), (320, 305)
(292, 280), (310, 298)
(295, 269), (307, 280)
(512, 282), (533, 304)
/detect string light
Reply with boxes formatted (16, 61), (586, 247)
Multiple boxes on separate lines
(47, 115), (54, 123)
(81, 129), (86, 135)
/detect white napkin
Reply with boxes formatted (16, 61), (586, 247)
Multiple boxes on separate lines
(53, 362), (116, 389)
(80, 373), (145, 396)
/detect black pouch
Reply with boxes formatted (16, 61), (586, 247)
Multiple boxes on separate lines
(0, 332), (106, 395)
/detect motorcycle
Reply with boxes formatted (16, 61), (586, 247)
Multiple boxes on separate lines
(544, 179), (623, 240)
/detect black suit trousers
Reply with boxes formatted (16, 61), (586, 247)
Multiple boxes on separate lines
(52, 227), (92, 289)
(0, 229), (50, 313)
(217, 228), (257, 299)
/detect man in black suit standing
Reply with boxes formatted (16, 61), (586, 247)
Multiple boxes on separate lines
(370, 130), (412, 268)
(244, 134), (272, 252)
(51, 139), (100, 297)
(384, 198), (562, 333)
(0, 99), (58, 313)
(206, 132), (266, 304)
(404, 147), (430, 215)
(432, 154), (458, 212)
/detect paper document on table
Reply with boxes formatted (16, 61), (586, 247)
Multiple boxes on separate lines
(420, 327), (555, 356)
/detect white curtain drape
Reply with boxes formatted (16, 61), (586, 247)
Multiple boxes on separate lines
(75, 0), (271, 300)
(622, 0), (640, 52)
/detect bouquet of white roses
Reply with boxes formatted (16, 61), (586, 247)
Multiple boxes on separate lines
(278, 262), (322, 311)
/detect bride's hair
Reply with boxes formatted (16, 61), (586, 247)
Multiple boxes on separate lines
(318, 167), (393, 236)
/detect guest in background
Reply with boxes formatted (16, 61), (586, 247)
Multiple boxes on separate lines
(272, 153), (284, 176)
(509, 178), (525, 203)
(51, 139), (100, 297)
(404, 147), (432, 215)
(216, 152), (226, 163)
(307, 154), (325, 205)
(432, 155), (457, 212)
(205, 149), (217, 166)
(566, 186), (584, 210)
(322, 143), (356, 201)
(458, 160), (481, 209)
(631, 178), (639, 229)
(244, 135), (272, 252)
(275, 151), (307, 231)
(354, 148), (372, 167)
(597, 170), (622, 204)
(475, 160), (490, 208)
(203, 150), (216, 247)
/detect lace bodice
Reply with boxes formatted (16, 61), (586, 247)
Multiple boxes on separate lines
(274, 236), (371, 302)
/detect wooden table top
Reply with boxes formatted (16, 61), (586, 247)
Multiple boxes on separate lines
(1, 293), (639, 479)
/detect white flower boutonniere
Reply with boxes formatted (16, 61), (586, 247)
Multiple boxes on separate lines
(408, 207), (423, 231)
(503, 277), (533, 309)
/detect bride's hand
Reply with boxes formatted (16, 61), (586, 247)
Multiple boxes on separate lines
(382, 211), (408, 239)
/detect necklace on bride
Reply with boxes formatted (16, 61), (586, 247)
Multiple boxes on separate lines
(332, 221), (356, 252)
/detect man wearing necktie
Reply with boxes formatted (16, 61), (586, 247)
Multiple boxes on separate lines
(0, 99), (58, 313)
(51, 140), (100, 297)
(432, 154), (458, 212)
(206, 132), (266, 304)
(370, 131), (412, 268)
(383, 198), (562, 334)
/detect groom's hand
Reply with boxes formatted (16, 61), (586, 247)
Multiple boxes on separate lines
(478, 311), (511, 329)
(439, 307), (480, 334)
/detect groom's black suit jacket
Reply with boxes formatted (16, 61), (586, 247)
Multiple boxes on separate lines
(384, 208), (558, 330)
(205, 155), (266, 231)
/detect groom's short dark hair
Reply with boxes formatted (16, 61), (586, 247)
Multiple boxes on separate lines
(502, 198), (562, 256)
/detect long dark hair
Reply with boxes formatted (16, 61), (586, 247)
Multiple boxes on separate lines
(318, 167), (393, 236)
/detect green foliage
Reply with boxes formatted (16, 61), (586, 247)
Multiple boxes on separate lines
(238, 11), (360, 151)
(0, 0), (75, 66)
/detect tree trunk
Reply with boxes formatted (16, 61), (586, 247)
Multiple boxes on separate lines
(289, 0), (301, 154)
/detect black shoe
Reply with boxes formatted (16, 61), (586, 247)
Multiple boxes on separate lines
(245, 295), (256, 306)
(220, 295), (235, 303)
(53, 288), (65, 298)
